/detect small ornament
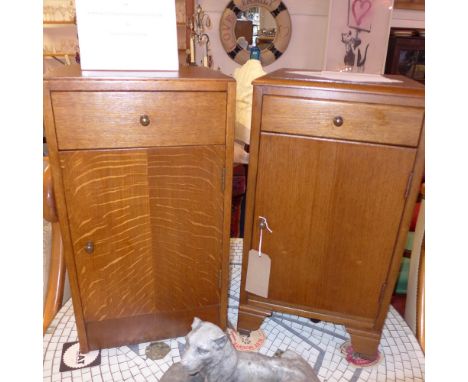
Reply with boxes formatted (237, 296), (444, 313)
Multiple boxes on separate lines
(145, 341), (171, 360)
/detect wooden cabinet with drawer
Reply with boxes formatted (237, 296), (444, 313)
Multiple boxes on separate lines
(44, 65), (235, 352)
(237, 69), (424, 360)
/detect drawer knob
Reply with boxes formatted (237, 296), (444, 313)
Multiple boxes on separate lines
(333, 116), (344, 127)
(84, 241), (94, 254)
(140, 115), (150, 126)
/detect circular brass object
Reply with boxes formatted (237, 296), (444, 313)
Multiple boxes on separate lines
(140, 115), (150, 126)
(333, 116), (344, 127)
(84, 241), (94, 254)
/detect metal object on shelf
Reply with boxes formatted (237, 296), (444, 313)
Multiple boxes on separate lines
(189, 5), (212, 68)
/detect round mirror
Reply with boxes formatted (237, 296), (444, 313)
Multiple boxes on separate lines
(220, 0), (292, 66)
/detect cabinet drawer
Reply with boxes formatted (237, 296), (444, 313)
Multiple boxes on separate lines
(261, 95), (424, 146)
(52, 91), (227, 149)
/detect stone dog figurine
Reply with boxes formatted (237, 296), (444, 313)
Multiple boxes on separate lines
(161, 317), (320, 382)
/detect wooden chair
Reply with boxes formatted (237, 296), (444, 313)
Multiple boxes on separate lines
(404, 182), (425, 352)
(416, 235), (425, 352)
(43, 157), (66, 334)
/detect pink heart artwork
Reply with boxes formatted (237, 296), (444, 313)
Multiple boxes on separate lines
(352, 0), (372, 26)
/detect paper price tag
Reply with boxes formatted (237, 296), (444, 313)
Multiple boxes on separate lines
(245, 249), (271, 298)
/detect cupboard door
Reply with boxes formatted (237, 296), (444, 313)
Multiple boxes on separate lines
(252, 133), (417, 319)
(60, 146), (225, 323)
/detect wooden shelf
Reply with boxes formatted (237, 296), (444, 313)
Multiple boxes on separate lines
(44, 52), (76, 57)
(44, 20), (76, 25)
(394, 0), (425, 11)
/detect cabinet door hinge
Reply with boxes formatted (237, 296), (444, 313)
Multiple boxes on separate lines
(378, 283), (387, 304)
(221, 167), (226, 192)
(218, 269), (222, 290)
(404, 171), (414, 199)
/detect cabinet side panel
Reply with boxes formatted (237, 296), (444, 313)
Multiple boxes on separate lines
(253, 134), (417, 319)
(220, 81), (236, 328)
(147, 145), (225, 314)
(60, 150), (156, 322)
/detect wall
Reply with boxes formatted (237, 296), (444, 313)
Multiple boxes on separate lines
(196, 0), (424, 77)
(197, 0), (330, 76)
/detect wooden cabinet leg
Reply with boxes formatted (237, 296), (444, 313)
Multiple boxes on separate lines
(237, 304), (271, 334)
(346, 327), (382, 360)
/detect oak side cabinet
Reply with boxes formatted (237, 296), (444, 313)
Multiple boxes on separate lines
(44, 65), (235, 352)
(237, 69), (425, 359)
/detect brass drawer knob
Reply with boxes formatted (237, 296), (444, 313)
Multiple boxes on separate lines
(84, 241), (94, 254)
(333, 116), (344, 127)
(140, 114), (150, 126)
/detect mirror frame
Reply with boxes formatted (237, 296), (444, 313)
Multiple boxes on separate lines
(219, 0), (292, 66)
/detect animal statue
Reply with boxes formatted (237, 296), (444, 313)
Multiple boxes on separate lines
(161, 317), (320, 382)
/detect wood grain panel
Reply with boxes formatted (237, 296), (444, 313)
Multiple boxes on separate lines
(61, 150), (155, 322)
(252, 133), (417, 319)
(262, 96), (423, 147)
(86, 305), (219, 350)
(44, 83), (90, 351)
(52, 91), (226, 149)
(177, 24), (187, 50)
(253, 69), (425, 97)
(61, 146), (225, 323)
(394, 0), (424, 10)
(147, 145), (225, 312)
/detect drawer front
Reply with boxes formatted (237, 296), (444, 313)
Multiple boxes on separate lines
(261, 95), (424, 146)
(52, 91), (227, 149)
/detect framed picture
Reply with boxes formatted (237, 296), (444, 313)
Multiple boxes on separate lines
(323, 0), (394, 74)
(75, 0), (179, 71)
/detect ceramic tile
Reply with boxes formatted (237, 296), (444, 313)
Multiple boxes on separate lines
(43, 239), (424, 381)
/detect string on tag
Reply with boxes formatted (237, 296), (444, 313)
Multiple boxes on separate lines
(258, 216), (272, 257)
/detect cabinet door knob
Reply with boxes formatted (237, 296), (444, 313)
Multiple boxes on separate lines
(84, 241), (94, 254)
(139, 114), (150, 126)
(333, 116), (344, 127)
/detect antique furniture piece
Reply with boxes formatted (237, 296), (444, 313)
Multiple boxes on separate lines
(176, 0), (195, 64)
(385, 28), (425, 84)
(219, 0), (291, 66)
(43, 65), (235, 352)
(394, 0), (425, 11)
(237, 69), (425, 359)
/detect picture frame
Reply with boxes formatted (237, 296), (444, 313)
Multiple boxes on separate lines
(75, 0), (179, 71)
(323, 0), (394, 74)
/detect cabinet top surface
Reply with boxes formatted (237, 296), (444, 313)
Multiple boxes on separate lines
(44, 64), (234, 82)
(254, 68), (424, 97)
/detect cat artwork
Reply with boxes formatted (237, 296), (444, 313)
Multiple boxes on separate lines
(340, 0), (373, 72)
(341, 30), (369, 72)
(326, 0), (394, 74)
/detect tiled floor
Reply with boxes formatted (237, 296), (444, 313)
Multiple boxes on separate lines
(44, 239), (425, 381)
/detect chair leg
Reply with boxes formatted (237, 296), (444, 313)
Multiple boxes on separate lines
(43, 222), (65, 334)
